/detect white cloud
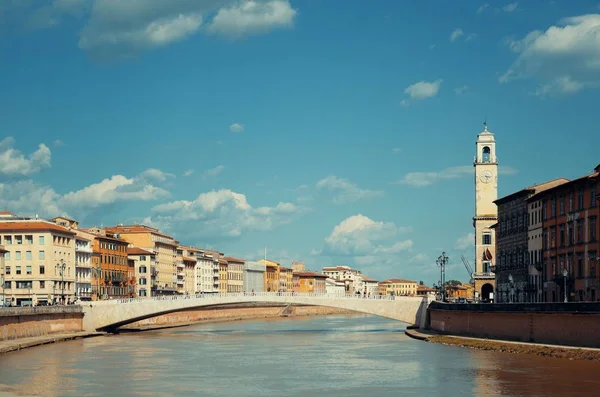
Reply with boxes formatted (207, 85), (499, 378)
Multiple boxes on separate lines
(450, 28), (464, 42)
(52, 139), (64, 148)
(466, 33), (477, 41)
(0, 137), (51, 177)
(500, 14), (600, 95)
(392, 147), (402, 154)
(314, 215), (413, 269)
(149, 189), (302, 239)
(477, 4), (489, 14)
(409, 253), (429, 263)
(140, 168), (175, 182)
(402, 79), (442, 105)
(202, 165), (225, 179)
(229, 123), (244, 133)
(455, 233), (475, 250)
(183, 169), (194, 177)
(0, 169), (170, 219)
(316, 176), (383, 204)
(207, 0), (296, 37)
(454, 85), (469, 95)
(62, 174), (170, 209)
(502, 2), (519, 12)
(393, 165), (518, 187)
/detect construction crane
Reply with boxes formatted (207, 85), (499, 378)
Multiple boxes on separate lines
(461, 255), (476, 300)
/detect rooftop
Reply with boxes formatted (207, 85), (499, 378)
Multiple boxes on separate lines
(380, 278), (417, 284)
(105, 225), (174, 240)
(495, 178), (570, 205)
(222, 256), (245, 263)
(294, 271), (328, 278)
(127, 247), (155, 256)
(0, 220), (76, 235)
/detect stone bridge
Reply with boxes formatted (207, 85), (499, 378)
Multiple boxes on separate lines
(81, 292), (433, 332)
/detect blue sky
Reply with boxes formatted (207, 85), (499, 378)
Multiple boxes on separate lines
(1, 0), (599, 286)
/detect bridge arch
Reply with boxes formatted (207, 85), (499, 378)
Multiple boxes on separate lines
(82, 293), (431, 332)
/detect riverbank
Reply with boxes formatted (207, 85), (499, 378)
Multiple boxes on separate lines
(405, 328), (600, 361)
(120, 304), (357, 331)
(0, 331), (104, 354)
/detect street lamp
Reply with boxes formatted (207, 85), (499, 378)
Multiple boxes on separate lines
(56, 259), (66, 305)
(508, 274), (514, 303)
(562, 268), (568, 303)
(436, 252), (449, 301)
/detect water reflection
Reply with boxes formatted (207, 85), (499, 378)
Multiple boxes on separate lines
(0, 315), (599, 397)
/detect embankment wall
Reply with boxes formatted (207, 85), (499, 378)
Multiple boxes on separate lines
(0, 306), (84, 341)
(428, 302), (600, 348)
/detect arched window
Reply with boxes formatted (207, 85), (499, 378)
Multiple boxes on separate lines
(482, 146), (491, 163)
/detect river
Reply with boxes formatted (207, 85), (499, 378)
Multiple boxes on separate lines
(1, 314), (599, 397)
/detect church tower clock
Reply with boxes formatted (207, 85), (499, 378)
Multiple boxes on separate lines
(473, 122), (498, 301)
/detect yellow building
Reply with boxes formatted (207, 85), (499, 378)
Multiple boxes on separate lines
(105, 225), (179, 296)
(378, 279), (418, 296)
(0, 219), (77, 306)
(259, 259), (280, 292)
(218, 258), (228, 293)
(223, 257), (244, 293)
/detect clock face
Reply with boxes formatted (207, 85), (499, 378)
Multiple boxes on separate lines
(480, 170), (493, 183)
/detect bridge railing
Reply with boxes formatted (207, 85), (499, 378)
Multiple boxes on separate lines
(87, 292), (422, 305)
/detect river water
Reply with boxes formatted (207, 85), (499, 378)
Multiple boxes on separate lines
(1, 315), (599, 397)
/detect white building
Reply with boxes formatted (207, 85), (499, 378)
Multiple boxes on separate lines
(244, 261), (266, 293)
(127, 246), (156, 298)
(325, 278), (345, 296)
(74, 233), (93, 301)
(195, 249), (221, 293)
(322, 265), (364, 294)
(362, 277), (379, 296)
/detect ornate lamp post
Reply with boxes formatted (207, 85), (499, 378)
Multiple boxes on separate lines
(562, 268), (568, 303)
(56, 259), (66, 305)
(436, 252), (449, 301)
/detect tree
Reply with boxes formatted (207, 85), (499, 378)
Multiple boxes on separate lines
(445, 280), (462, 286)
(419, 280), (424, 285)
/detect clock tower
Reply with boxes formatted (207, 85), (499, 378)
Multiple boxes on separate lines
(473, 122), (498, 301)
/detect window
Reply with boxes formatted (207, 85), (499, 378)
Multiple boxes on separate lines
(577, 221), (583, 243)
(4, 252), (9, 260)
(38, 236), (45, 245)
(25, 235), (33, 244)
(26, 265), (32, 275)
(139, 266), (147, 273)
(140, 289), (147, 297)
(25, 251), (32, 260)
(592, 188), (597, 208)
(577, 254), (583, 278)
(483, 261), (491, 273)
(578, 190), (584, 210)
(39, 265), (45, 275)
(5, 266), (10, 275)
(140, 255), (146, 261)
(482, 146), (491, 163)
(15, 236), (22, 245)
(559, 225), (565, 246)
(40, 281), (45, 289)
(16, 266), (21, 275)
(590, 217), (597, 241)
(15, 251), (21, 260)
(482, 233), (492, 245)
(569, 195), (573, 212)
(39, 250), (45, 260)
(567, 223), (573, 245)
(560, 197), (565, 215)
(3, 236), (11, 245)
(551, 199), (556, 217)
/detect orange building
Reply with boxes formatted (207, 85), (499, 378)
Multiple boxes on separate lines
(104, 225), (179, 296)
(81, 228), (132, 300)
(293, 271), (328, 293)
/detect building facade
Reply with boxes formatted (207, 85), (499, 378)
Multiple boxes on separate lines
(83, 228), (132, 299)
(243, 261), (266, 292)
(0, 246), (6, 305)
(259, 259), (280, 292)
(325, 278), (345, 295)
(378, 279), (417, 296)
(223, 257), (244, 293)
(322, 265), (364, 294)
(104, 225), (179, 296)
(74, 233), (93, 301)
(534, 165), (600, 302)
(218, 258), (228, 293)
(0, 220), (76, 306)
(293, 271), (327, 293)
(362, 277), (379, 296)
(127, 247), (156, 298)
(473, 123), (498, 301)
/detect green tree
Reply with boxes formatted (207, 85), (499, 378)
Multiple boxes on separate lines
(445, 280), (462, 286)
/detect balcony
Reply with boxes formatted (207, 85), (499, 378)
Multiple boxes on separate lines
(176, 279), (184, 285)
(177, 272), (185, 277)
(176, 262), (185, 269)
(75, 245), (93, 254)
(151, 267), (159, 277)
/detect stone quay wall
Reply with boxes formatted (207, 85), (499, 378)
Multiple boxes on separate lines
(122, 303), (356, 330)
(428, 302), (600, 348)
(0, 306), (84, 341)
